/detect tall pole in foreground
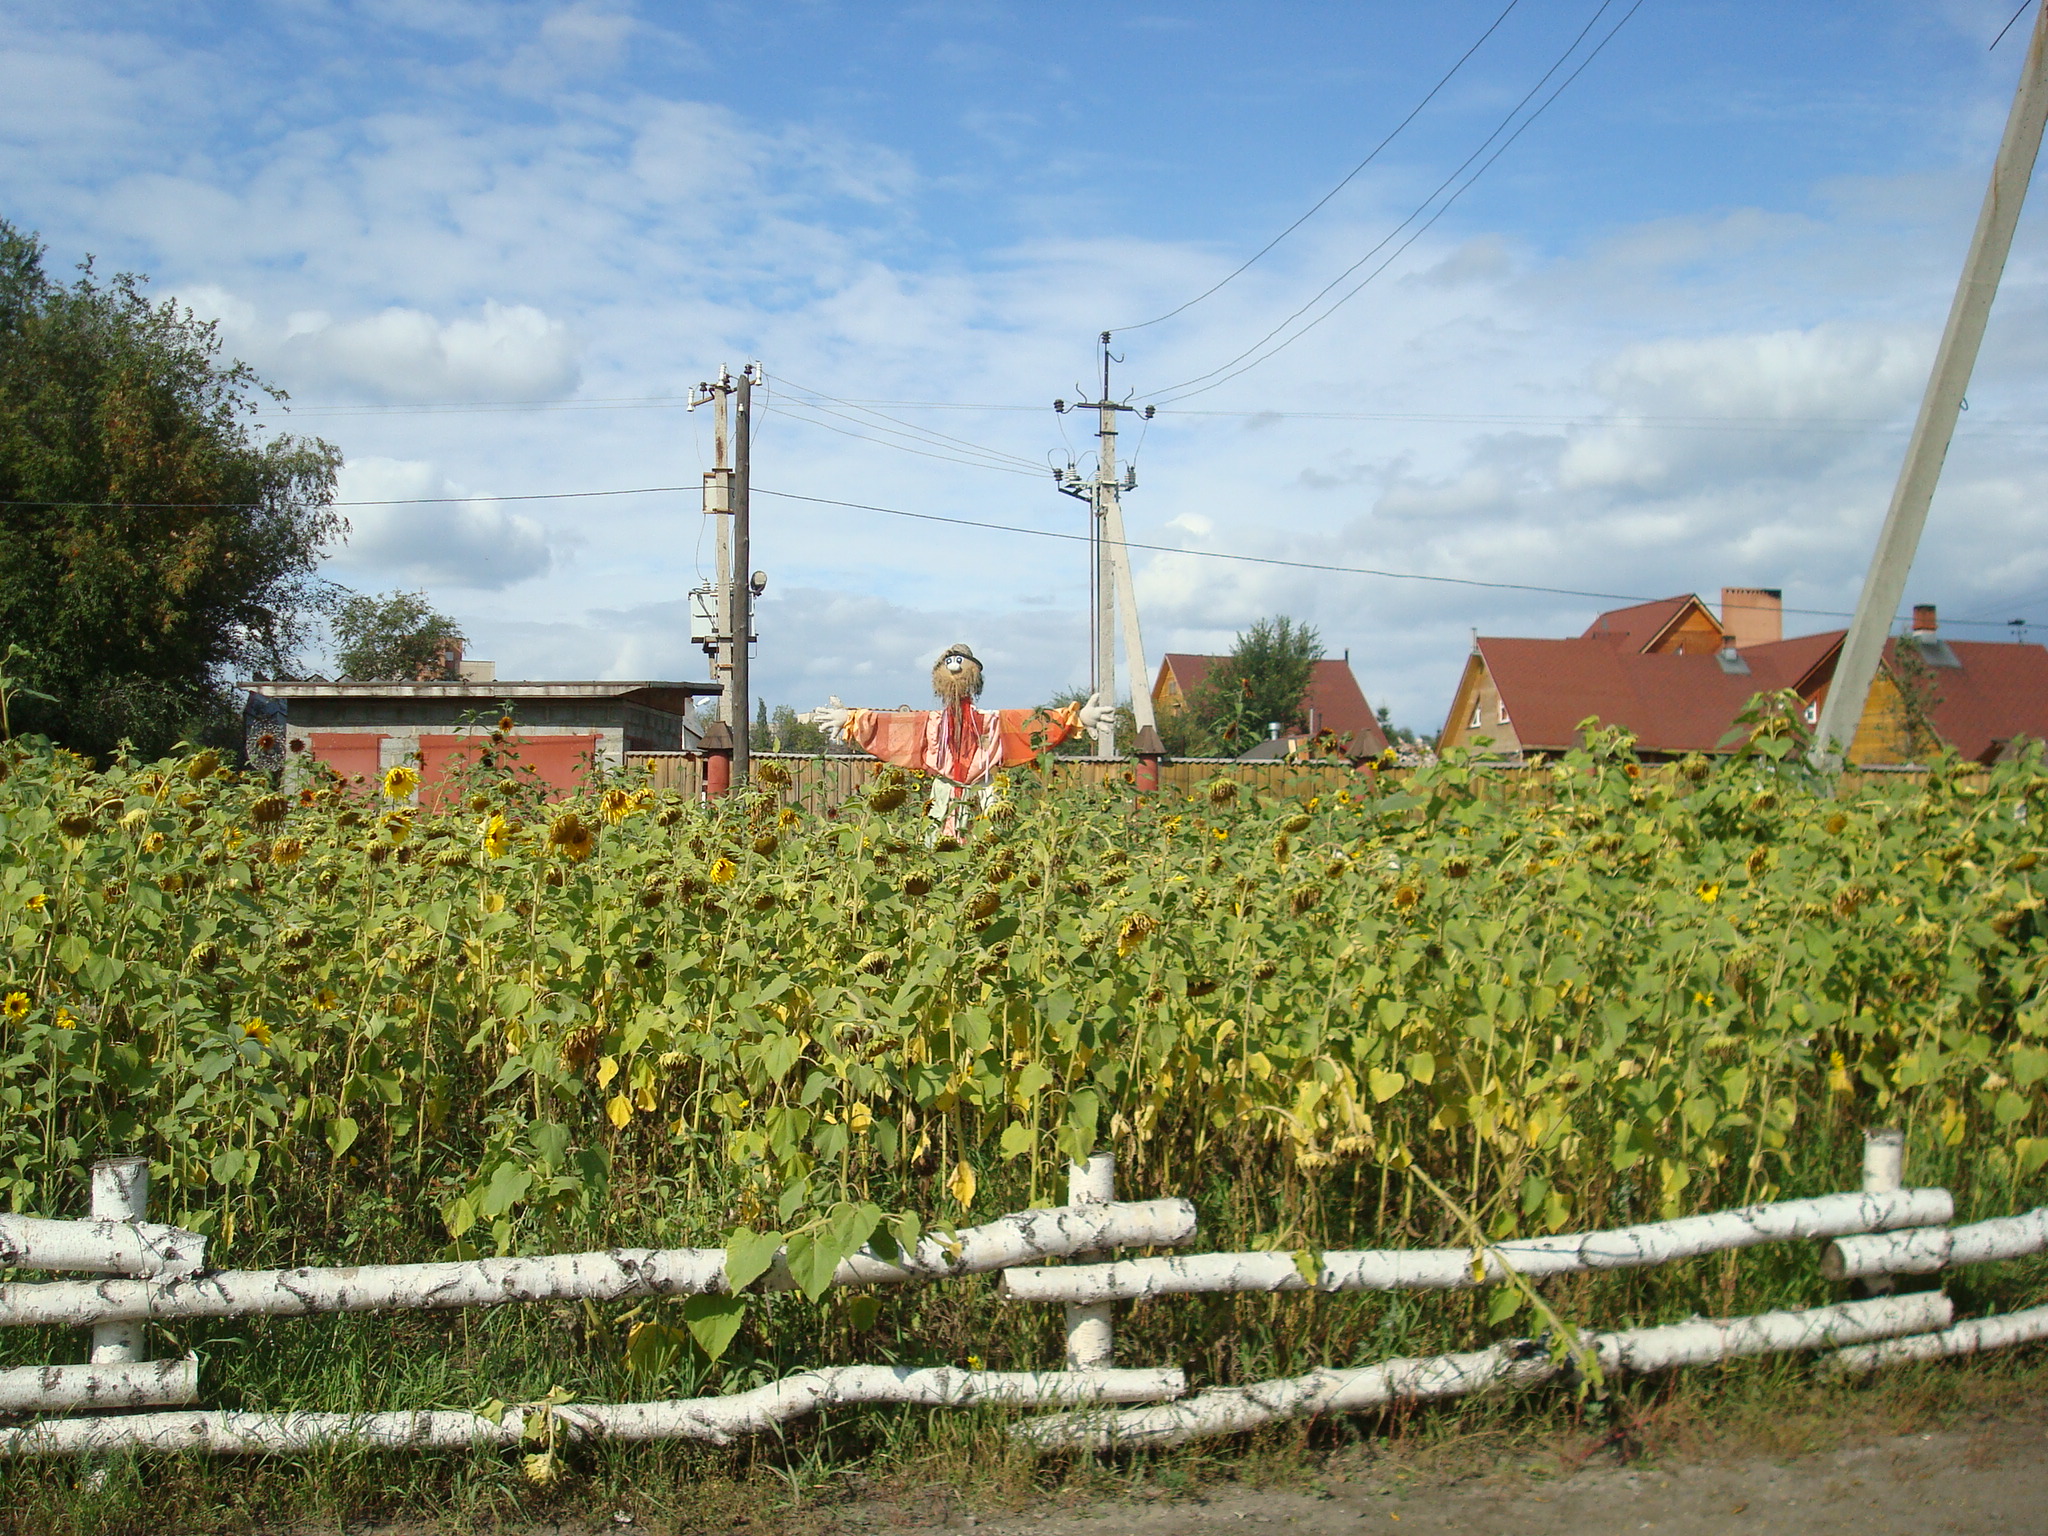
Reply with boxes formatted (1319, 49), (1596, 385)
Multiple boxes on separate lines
(1057, 334), (1157, 757)
(732, 364), (755, 787)
(1813, 4), (2048, 770)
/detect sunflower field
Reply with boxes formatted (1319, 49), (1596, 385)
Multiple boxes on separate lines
(1, 699), (2046, 1412)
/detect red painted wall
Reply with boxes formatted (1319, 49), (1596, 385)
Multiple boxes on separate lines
(417, 732), (601, 806)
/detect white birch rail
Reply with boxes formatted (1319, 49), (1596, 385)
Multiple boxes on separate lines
(0, 1355), (199, 1413)
(1827, 1303), (2048, 1372)
(1016, 1293), (1952, 1450)
(1821, 1206), (2048, 1280)
(1000, 1189), (1954, 1304)
(0, 1215), (207, 1278)
(0, 1366), (1186, 1458)
(0, 1199), (1196, 1329)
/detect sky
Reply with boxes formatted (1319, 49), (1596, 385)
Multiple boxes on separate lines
(7, 0), (2048, 734)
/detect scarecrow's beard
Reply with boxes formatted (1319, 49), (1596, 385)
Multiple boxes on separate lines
(932, 658), (984, 705)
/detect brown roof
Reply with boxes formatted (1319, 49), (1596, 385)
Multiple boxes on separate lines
(1157, 654), (1389, 751)
(1579, 594), (1706, 650)
(1477, 630), (1842, 754)
(1894, 638), (2048, 762)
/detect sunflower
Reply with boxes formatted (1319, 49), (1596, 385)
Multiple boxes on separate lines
(599, 787), (635, 825)
(383, 765), (420, 800)
(548, 811), (595, 862)
(1116, 912), (1157, 956)
(708, 856), (738, 884)
(269, 837), (305, 866)
(2, 992), (28, 1021)
(482, 812), (512, 859)
(241, 1019), (274, 1046)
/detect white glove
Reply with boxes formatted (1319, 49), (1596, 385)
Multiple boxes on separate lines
(797, 696), (853, 742)
(1077, 691), (1114, 737)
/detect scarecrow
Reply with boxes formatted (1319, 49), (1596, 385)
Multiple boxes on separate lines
(801, 644), (1110, 834)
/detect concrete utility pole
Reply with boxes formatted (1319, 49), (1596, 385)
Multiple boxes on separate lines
(689, 369), (737, 726)
(1056, 333), (1158, 758)
(732, 363), (756, 787)
(1813, 4), (2048, 770)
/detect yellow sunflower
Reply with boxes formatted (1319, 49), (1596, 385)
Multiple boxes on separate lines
(708, 856), (738, 884)
(599, 787), (635, 825)
(482, 812), (512, 859)
(2, 991), (29, 1021)
(382, 765), (420, 800)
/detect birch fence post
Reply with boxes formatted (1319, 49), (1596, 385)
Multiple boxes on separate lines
(1861, 1128), (1904, 1296)
(88, 1157), (149, 1365)
(1065, 1154), (1116, 1369)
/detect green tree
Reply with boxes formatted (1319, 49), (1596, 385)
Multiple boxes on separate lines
(0, 220), (341, 756)
(1183, 616), (1323, 754)
(329, 590), (465, 681)
(768, 703), (833, 755)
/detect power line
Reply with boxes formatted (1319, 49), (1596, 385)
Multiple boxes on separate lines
(767, 372), (1049, 470)
(1142, 0), (1645, 405)
(762, 399), (1046, 477)
(7, 478), (2033, 629)
(1113, 0), (1523, 332)
(748, 485), (2028, 628)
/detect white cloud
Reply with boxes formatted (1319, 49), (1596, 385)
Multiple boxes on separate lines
(328, 458), (553, 590)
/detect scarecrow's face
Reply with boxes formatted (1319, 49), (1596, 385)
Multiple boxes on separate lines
(932, 647), (984, 703)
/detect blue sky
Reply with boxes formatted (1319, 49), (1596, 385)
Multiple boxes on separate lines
(7, 1), (2048, 733)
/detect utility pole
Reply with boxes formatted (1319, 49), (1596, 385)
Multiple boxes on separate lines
(732, 363), (755, 787)
(1056, 333), (1158, 758)
(689, 369), (736, 725)
(688, 362), (761, 784)
(1813, 4), (2048, 770)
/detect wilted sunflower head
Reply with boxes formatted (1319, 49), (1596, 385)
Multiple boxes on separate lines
(269, 837), (305, 866)
(548, 811), (595, 862)
(599, 787), (635, 825)
(184, 750), (221, 784)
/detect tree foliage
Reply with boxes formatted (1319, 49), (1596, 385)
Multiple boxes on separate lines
(330, 589), (466, 682)
(0, 220), (341, 758)
(1177, 616), (1324, 755)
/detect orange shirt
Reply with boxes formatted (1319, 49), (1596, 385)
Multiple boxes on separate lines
(843, 700), (1084, 783)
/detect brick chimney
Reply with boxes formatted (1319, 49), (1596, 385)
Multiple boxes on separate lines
(1912, 604), (1938, 633)
(1719, 587), (1783, 649)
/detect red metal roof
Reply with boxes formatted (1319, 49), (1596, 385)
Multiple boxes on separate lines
(1477, 630), (1842, 754)
(1901, 639), (2048, 762)
(1157, 653), (1389, 750)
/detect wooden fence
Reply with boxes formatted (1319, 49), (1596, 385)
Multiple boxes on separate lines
(623, 751), (1984, 817)
(3, 1131), (2045, 1455)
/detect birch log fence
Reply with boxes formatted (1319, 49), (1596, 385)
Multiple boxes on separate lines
(2, 1130), (2044, 1457)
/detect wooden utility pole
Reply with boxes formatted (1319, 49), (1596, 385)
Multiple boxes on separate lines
(1057, 334), (1158, 757)
(731, 364), (755, 787)
(1814, 5), (2048, 769)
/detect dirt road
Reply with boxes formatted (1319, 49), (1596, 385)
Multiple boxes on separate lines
(925, 1414), (2048, 1536)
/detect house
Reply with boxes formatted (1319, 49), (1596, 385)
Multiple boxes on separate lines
(238, 677), (721, 798)
(1438, 589), (2048, 764)
(1152, 653), (1390, 757)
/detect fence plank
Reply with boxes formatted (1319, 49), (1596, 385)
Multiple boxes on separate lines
(1001, 1188), (1954, 1303)
(0, 1199), (1196, 1328)
(0, 1367), (1186, 1458)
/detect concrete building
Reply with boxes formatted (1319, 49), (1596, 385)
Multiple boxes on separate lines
(238, 677), (720, 796)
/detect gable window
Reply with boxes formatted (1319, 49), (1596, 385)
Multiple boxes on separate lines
(1497, 700), (1511, 725)
(1469, 700), (1482, 729)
